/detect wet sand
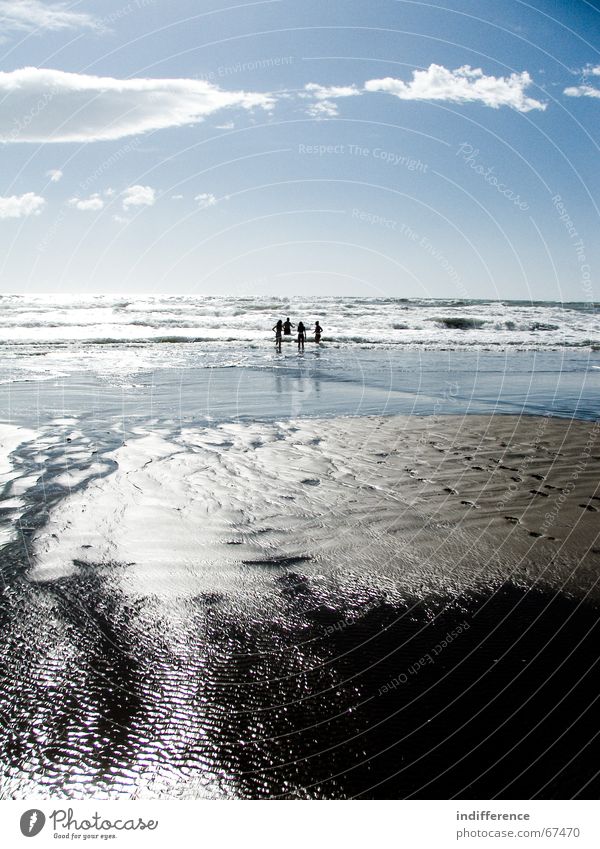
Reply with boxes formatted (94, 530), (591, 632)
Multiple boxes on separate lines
(0, 412), (599, 798)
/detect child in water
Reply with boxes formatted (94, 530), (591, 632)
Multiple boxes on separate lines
(314, 321), (323, 343)
(297, 321), (306, 352)
(273, 319), (283, 352)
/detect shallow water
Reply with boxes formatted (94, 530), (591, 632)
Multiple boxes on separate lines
(0, 350), (598, 427)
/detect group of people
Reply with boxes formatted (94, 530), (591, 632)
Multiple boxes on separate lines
(272, 317), (323, 352)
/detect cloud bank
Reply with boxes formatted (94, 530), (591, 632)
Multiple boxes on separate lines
(0, 63), (548, 143)
(364, 64), (546, 112)
(0, 67), (275, 143)
(0, 191), (45, 219)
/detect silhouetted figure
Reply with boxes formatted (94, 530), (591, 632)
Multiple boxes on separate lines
(314, 321), (323, 343)
(283, 317), (295, 336)
(273, 319), (283, 352)
(297, 321), (306, 352)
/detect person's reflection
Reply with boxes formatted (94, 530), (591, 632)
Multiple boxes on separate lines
(271, 355), (325, 417)
(291, 372), (311, 416)
(274, 370), (283, 399)
(312, 352), (322, 396)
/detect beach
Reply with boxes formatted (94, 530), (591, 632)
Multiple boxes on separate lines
(0, 295), (598, 798)
(0, 392), (599, 798)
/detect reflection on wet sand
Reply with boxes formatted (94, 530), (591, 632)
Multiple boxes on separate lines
(0, 412), (599, 798)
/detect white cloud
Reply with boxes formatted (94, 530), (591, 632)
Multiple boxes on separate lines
(0, 191), (45, 219)
(364, 64), (546, 112)
(172, 194), (184, 200)
(195, 193), (217, 209)
(46, 168), (63, 182)
(564, 64), (600, 99)
(0, 67), (275, 143)
(302, 82), (361, 118)
(71, 186), (153, 212)
(306, 99), (340, 118)
(69, 193), (104, 211)
(0, 0), (100, 33)
(122, 185), (155, 210)
(215, 121), (235, 130)
(564, 84), (600, 99)
(300, 67), (545, 117)
(304, 83), (361, 100)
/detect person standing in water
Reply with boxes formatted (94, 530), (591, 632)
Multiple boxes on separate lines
(297, 321), (306, 352)
(283, 317), (295, 336)
(314, 321), (323, 343)
(273, 319), (283, 352)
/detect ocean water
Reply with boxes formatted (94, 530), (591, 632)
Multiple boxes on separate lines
(0, 294), (598, 385)
(0, 295), (598, 423)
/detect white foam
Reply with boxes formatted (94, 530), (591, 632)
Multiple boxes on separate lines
(0, 294), (597, 388)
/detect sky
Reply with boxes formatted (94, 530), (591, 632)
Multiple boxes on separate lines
(0, 0), (598, 300)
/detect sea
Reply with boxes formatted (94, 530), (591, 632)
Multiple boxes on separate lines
(0, 294), (598, 422)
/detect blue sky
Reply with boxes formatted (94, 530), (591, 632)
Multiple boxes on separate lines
(0, 0), (598, 299)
